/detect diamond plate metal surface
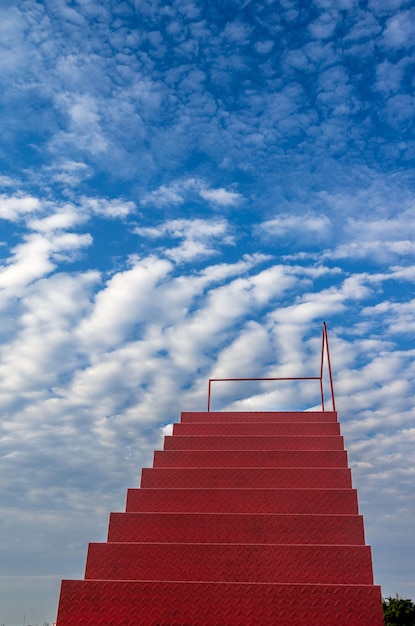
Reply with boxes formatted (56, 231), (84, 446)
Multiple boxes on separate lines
(173, 421), (340, 436)
(85, 542), (374, 584)
(56, 409), (382, 625)
(107, 512), (366, 545)
(57, 581), (384, 626)
(140, 467), (352, 488)
(181, 410), (338, 423)
(153, 449), (349, 468)
(126, 487), (359, 514)
(164, 434), (345, 450)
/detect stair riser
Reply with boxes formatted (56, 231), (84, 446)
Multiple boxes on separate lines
(181, 411), (338, 423)
(57, 580), (384, 626)
(140, 467), (352, 489)
(108, 512), (366, 545)
(85, 543), (374, 585)
(153, 449), (349, 468)
(126, 488), (359, 514)
(164, 435), (344, 450)
(173, 422), (340, 436)
(56, 407), (382, 626)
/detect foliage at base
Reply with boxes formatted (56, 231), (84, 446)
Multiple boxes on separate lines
(383, 595), (415, 626)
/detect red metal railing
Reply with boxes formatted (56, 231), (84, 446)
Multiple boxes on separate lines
(207, 322), (336, 412)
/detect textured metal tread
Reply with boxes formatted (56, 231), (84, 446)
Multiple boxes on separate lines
(164, 435), (344, 450)
(181, 410), (338, 423)
(126, 487), (359, 514)
(173, 422), (340, 436)
(57, 581), (383, 626)
(153, 449), (349, 468)
(107, 512), (366, 545)
(85, 542), (374, 584)
(140, 467), (352, 488)
(56, 408), (382, 625)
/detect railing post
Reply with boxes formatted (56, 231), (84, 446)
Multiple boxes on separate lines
(320, 324), (326, 411)
(206, 323), (336, 412)
(207, 379), (212, 412)
(323, 322), (336, 412)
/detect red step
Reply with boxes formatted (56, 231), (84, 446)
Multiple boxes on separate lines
(126, 487), (359, 514)
(56, 409), (382, 625)
(85, 542), (374, 584)
(140, 467), (352, 488)
(181, 410), (338, 422)
(173, 421), (340, 435)
(57, 580), (384, 626)
(153, 448), (349, 467)
(107, 512), (366, 545)
(164, 435), (344, 450)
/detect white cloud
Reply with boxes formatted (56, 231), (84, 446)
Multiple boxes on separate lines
(382, 9), (415, 48)
(0, 232), (92, 292)
(308, 11), (338, 39)
(136, 218), (228, 241)
(0, 194), (41, 221)
(389, 265), (415, 281)
(0, 175), (20, 188)
(83, 197), (137, 218)
(76, 255), (172, 350)
(27, 207), (83, 233)
(362, 299), (415, 335)
(347, 214), (415, 240)
(51, 93), (108, 156)
(45, 160), (92, 187)
(199, 187), (242, 206)
(327, 240), (415, 262)
(384, 94), (415, 130)
(257, 213), (331, 240)
(141, 178), (243, 209)
(135, 217), (234, 261)
(254, 40), (274, 55)
(141, 184), (185, 207)
(375, 57), (409, 95)
(223, 20), (252, 45)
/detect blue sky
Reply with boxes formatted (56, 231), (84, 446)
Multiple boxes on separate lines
(1, 0), (415, 623)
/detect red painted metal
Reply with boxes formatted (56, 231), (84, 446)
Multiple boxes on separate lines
(84, 542), (374, 584)
(56, 407), (382, 625)
(140, 467), (352, 488)
(207, 322), (336, 411)
(107, 512), (366, 545)
(163, 434), (345, 450)
(153, 448), (349, 467)
(126, 487), (359, 514)
(181, 410), (338, 422)
(172, 420), (340, 435)
(57, 580), (383, 626)
(322, 321), (337, 412)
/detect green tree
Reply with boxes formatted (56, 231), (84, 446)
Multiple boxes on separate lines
(383, 595), (415, 626)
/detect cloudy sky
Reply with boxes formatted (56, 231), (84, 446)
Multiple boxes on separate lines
(1, 0), (415, 623)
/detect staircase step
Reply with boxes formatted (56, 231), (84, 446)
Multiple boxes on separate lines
(153, 449), (349, 468)
(107, 512), (366, 545)
(173, 421), (340, 436)
(56, 408), (382, 625)
(85, 542), (374, 584)
(126, 487), (358, 514)
(57, 580), (384, 626)
(140, 467), (352, 488)
(164, 435), (344, 450)
(181, 410), (338, 423)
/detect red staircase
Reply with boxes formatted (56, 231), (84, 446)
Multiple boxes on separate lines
(56, 410), (383, 625)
